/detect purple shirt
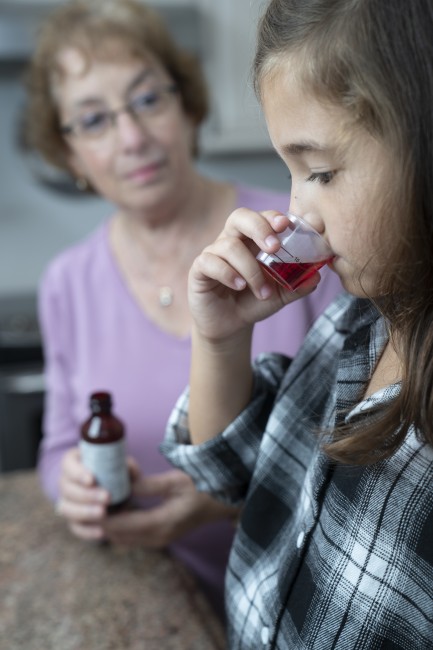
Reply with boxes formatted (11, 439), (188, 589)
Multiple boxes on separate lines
(37, 185), (342, 613)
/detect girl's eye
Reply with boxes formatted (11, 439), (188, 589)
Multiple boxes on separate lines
(306, 171), (336, 185)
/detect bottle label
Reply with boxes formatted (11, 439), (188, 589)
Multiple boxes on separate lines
(79, 439), (130, 505)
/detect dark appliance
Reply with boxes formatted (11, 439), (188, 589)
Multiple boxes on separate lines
(0, 294), (44, 472)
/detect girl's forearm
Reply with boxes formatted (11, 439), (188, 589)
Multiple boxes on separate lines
(188, 325), (254, 444)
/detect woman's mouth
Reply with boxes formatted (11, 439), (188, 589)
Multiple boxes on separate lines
(125, 160), (164, 183)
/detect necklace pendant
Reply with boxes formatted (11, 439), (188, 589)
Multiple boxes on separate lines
(159, 286), (173, 307)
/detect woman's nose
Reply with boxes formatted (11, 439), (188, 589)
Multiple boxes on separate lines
(115, 111), (151, 149)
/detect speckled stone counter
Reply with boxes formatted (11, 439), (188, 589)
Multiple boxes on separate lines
(0, 471), (226, 650)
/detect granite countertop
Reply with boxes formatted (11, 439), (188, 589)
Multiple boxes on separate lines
(0, 471), (226, 650)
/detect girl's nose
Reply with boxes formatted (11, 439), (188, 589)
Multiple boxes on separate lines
(288, 193), (325, 235)
(298, 211), (325, 235)
(288, 193), (302, 220)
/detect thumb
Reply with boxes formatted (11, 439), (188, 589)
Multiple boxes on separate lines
(132, 470), (190, 498)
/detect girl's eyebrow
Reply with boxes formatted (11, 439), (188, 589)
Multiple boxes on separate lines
(282, 140), (330, 155)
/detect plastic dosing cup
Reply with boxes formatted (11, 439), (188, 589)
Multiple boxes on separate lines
(256, 213), (333, 291)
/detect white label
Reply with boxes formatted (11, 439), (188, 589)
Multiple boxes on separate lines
(79, 439), (130, 505)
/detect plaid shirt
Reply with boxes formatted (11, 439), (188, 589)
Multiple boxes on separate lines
(162, 293), (433, 649)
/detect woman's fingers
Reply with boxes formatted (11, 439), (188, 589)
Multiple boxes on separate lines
(61, 447), (94, 487)
(56, 496), (106, 521)
(69, 521), (106, 541)
(59, 453), (109, 508)
(59, 476), (109, 508)
(56, 447), (110, 536)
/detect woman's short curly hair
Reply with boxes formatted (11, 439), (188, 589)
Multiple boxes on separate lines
(24, 0), (209, 172)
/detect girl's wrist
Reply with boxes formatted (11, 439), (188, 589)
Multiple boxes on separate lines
(191, 322), (253, 358)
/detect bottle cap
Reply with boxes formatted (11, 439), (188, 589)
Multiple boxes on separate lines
(89, 391), (112, 413)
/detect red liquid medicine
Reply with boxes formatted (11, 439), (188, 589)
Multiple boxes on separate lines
(259, 258), (332, 290)
(256, 213), (334, 291)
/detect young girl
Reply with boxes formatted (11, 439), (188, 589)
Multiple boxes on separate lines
(163, 0), (433, 647)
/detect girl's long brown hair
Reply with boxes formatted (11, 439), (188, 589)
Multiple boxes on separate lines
(254, 0), (433, 464)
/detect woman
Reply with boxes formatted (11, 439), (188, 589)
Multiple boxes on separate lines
(24, 0), (342, 617)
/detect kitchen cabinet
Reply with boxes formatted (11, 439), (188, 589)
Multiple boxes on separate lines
(152, 0), (273, 153)
(198, 0), (272, 154)
(0, 0), (272, 154)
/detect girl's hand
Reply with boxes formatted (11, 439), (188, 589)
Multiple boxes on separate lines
(188, 208), (321, 342)
(101, 469), (239, 547)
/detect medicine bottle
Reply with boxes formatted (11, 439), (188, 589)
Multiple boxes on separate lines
(80, 391), (130, 511)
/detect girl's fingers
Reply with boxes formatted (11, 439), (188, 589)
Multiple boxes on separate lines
(198, 208), (295, 300)
(194, 235), (274, 300)
(222, 208), (289, 254)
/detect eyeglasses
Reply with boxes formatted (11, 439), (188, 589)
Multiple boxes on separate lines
(60, 84), (178, 140)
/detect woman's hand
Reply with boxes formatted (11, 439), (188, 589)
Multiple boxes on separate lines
(188, 208), (320, 342)
(101, 468), (239, 548)
(55, 447), (111, 541)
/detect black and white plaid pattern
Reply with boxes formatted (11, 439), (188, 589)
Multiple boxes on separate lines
(162, 293), (433, 649)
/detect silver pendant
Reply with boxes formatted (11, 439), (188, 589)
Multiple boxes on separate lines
(159, 286), (173, 307)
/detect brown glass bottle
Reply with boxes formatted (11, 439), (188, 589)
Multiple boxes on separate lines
(80, 391), (130, 512)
